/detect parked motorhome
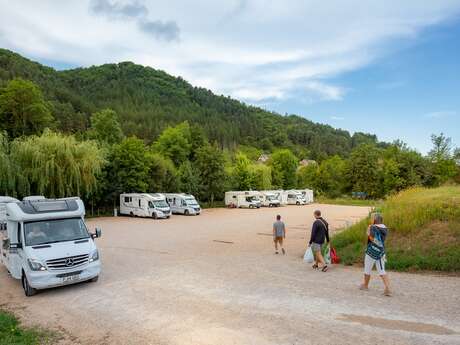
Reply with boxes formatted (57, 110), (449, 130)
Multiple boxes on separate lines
(286, 190), (307, 205)
(0, 197), (101, 296)
(0, 196), (19, 230)
(269, 190), (288, 205)
(164, 194), (201, 215)
(297, 189), (314, 203)
(120, 193), (171, 219)
(225, 191), (262, 208)
(259, 191), (281, 207)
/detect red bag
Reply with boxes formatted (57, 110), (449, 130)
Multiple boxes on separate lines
(330, 247), (340, 264)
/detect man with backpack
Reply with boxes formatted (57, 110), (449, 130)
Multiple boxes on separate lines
(309, 210), (330, 272)
(360, 213), (392, 296)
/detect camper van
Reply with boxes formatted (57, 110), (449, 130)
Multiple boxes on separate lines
(297, 189), (314, 204)
(259, 191), (281, 207)
(164, 194), (201, 215)
(119, 193), (171, 219)
(286, 190), (307, 205)
(224, 191), (262, 208)
(0, 197), (101, 296)
(0, 196), (19, 230)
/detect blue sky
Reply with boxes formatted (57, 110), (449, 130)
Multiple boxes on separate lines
(0, 1), (459, 154)
(267, 18), (460, 153)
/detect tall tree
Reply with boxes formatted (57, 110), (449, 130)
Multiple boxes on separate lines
(89, 108), (123, 145)
(108, 137), (150, 194)
(270, 149), (298, 189)
(195, 143), (226, 204)
(153, 122), (192, 166)
(0, 78), (53, 138)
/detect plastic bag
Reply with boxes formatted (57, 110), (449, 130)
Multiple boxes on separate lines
(323, 244), (331, 265)
(303, 247), (314, 263)
(330, 247), (340, 264)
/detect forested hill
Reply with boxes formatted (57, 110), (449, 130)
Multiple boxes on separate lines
(0, 48), (382, 159)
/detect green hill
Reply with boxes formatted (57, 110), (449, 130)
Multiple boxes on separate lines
(0, 48), (382, 160)
(332, 186), (460, 272)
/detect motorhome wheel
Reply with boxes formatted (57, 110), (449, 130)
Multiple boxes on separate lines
(22, 273), (37, 297)
(152, 212), (157, 219)
(184, 209), (189, 216)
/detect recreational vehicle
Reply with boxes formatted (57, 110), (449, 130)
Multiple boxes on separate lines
(224, 191), (262, 208)
(164, 194), (201, 215)
(259, 191), (281, 207)
(0, 197), (101, 296)
(286, 190), (307, 205)
(297, 189), (314, 203)
(0, 196), (19, 230)
(119, 193), (171, 219)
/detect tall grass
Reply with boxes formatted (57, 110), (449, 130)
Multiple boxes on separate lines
(331, 186), (460, 272)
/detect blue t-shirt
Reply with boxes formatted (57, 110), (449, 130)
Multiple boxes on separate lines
(273, 221), (285, 237)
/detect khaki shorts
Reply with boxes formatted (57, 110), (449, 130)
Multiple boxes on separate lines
(273, 236), (284, 244)
(311, 242), (322, 253)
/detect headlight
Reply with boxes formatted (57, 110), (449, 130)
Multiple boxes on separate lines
(89, 249), (99, 262)
(28, 259), (46, 271)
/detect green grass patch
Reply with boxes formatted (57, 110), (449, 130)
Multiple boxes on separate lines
(331, 186), (460, 272)
(0, 310), (55, 345)
(316, 196), (381, 207)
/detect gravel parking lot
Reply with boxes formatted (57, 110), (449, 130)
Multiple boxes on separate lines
(1, 204), (459, 345)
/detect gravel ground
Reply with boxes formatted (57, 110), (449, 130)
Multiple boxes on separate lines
(0, 204), (459, 345)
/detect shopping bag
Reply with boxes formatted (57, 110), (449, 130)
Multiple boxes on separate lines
(323, 244), (331, 265)
(303, 247), (314, 263)
(330, 247), (340, 264)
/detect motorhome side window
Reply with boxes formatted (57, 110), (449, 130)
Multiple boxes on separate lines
(182, 200), (186, 206)
(124, 197), (130, 203)
(17, 223), (22, 245)
(148, 201), (154, 208)
(139, 199), (141, 207)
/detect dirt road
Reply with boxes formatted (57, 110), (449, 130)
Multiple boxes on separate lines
(1, 204), (459, 345)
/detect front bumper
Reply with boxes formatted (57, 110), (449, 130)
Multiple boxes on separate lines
(27, 260), (101, 290)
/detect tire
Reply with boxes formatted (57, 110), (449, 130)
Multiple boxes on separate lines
(296, 201), (300, 205)
(130, 212), (134, 217)
(89, 276), (99, 283)
(152, 212), (157, 219)
(249, 205), (253, 209)
(184, 210), (189, 216)
(22, 273), (37, 297)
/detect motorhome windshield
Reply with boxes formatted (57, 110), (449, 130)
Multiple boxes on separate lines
(150, 200), (169, 208)
(184, 197), (198, 206)
(267, 196), (276, 201)
(24, 218), (89, 246)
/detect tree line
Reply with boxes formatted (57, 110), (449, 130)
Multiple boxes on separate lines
(0, 72), (459, 211)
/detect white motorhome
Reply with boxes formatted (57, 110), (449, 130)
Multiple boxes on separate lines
(286, 190), (307, 205)
(119, 193), (171, 219)
(0, 196), (19, 230)
(259, 191), (281, 207)
(164, 194), (201, 215)
(224, 191), (262, 208)
(297, 189), (314, 203)
(0, 197), (101, 296)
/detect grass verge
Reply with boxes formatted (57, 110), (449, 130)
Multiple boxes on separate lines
(0, 309), (55, 345)
(316, 196), (381, 207)
(331, 186), (460, 272)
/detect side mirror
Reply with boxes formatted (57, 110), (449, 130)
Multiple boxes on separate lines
(91, 227), (102, 239)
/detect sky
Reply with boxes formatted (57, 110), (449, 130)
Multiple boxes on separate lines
(0, 0), (459, 154)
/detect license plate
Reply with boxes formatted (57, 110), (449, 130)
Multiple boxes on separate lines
(61, 274), (80, 283)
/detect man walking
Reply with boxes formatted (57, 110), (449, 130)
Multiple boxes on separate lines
(273, 215), (286, 254)
(309, 210), (330, 271)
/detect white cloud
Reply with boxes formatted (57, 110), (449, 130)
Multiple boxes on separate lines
(330, 116), (345, 121)
(424, 110), (457, 119)
(1, 0), (460, 104)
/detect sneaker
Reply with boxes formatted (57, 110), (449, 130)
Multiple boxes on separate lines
(275, 251), (279, 254)
(281, 248), (286, 255)
(359, 284), (369, 291)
